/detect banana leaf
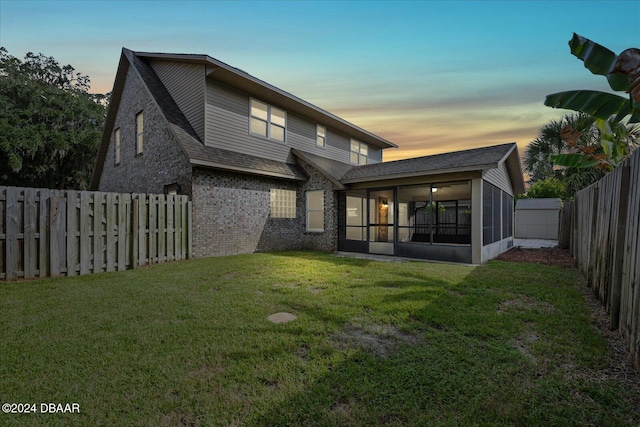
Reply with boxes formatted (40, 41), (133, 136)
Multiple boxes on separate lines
(570, 33), (631, 92)
(544, 90), (633, 123)
(550, 153), (600, 168)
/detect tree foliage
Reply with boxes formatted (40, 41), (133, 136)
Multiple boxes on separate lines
(524, 112), (606, 198)
(545, 34), (640, 170)
(523, 177), (567, 200)
(0, 47), (108, 189)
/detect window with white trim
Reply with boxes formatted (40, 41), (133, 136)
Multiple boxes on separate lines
(135, 111), (144, 155)
(316, 125), (326, 148)
(306, 190), (324, 232)
(114, 128), (121, 165)
(270, 189), (296, 218)
(250, 99), (286, 142)
(350, 139), (368, 165)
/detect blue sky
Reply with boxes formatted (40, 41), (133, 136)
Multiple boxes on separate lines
(1, 0), (638, 161)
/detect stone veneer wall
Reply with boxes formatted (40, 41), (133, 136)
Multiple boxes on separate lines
(191, 159), (337, 258)
(98, 67), (192, 195)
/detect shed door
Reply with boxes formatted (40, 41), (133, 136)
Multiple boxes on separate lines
(515, 209), (559, 239)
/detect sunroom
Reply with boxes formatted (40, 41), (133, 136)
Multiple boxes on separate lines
(295, 142), (525, 264)
(338, 181), (474, 262)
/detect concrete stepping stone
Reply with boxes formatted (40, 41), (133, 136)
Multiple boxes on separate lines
(267, 312), (297, 323)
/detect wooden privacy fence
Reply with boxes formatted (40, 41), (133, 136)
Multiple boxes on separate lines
(0, 186), (192, 281)
(571, 148), (640, 368)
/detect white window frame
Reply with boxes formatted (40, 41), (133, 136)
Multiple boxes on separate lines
(316, 125), (326, 148)
(350, 139), (368, 165)
(270, 188), (296, 218)
(114, 128), (121, 165)
(250, 99), (286, 143)
(135, 111), (144, 155)
(306, 190), (325, 232)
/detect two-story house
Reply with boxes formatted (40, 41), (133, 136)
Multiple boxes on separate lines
(92, 48), (525, 264)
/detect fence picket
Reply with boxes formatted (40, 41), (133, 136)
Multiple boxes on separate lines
(131, 196), (138, 269)
(610, 165), (630, 329)
(49, 193), (62, 277)
(167, 196), (174, 261)
(39, 189), (49, 277)
(93, 192), (104, 273)
(158, 195), (166, 263)
(149, 194), (157, 265)
(5, 188), (18, 280)
(118, 194), (129, 271)
(23, 188), (36, 279)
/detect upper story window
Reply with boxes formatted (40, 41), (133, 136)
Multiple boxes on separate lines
(316, 125), (326, 148)
(250, 99), (286, 142)
(114, 128), (121, 166)
(350, 139), (368, 165)
(135, 111), (144, 155)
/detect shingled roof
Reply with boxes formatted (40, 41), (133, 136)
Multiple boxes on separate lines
(339, 142), (525, 193)
(91, 49), (308, 188)
(292, 143), (525, 194)
(291, 149), (353, 189)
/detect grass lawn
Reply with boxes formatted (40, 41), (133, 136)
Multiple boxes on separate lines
(1, 251), (638, 426)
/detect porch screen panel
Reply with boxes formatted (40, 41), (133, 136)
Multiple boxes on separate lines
(502, 192), (513, 238)
(483, 182), (494, 245)
(398, 181), (470, 245)
(346, 195), (366, 240)
(492, 185), (501, 243)
(483, 181), (513, 245)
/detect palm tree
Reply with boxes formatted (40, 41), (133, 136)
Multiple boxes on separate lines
(524, 112), (606, 197)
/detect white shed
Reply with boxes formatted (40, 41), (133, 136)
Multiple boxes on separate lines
(515, 198), (562, 240)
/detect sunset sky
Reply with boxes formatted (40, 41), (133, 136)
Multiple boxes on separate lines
(1, 0), (638, 161)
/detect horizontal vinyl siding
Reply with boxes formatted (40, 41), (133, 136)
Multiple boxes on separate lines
(368, 146), (382, 163)
(483, 162), (513, 195)
(149, 60), (205, 141)
(206, 80), (383, 165)
(206, 80), (290, 163)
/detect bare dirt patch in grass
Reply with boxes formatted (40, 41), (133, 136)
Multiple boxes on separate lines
(511, 330), (539, 363)
(497, 295), (555, 315)
(332, 324), (420, 358)
(271, 283), (301, 290)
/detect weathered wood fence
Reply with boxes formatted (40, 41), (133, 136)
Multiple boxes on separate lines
(0, 186), (192, 280)
(571, 148), (640, 368)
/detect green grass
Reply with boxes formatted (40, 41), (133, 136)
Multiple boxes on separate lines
(1, 251), (638, 426)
